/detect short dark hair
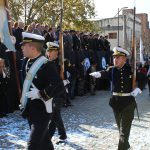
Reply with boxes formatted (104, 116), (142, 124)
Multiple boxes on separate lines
(30, 42), (44, 52)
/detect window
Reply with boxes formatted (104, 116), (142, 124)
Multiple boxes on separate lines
(109, 33), (117, 39)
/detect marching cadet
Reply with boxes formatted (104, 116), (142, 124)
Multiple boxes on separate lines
(46, 42), (67, 143)
(90, 47), (147, 150)
(20, 32), (65, 150)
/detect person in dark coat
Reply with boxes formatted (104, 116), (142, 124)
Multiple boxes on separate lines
(13, 21), (24, 88)
(32, 23), (42, 35)
(13, 21), (24, 59)
(90, 46), (147, 150)
(0, 38), (20, 114)
(76, 51), (86, 96)
(68, 50), (78, 99)
(20, 32), (65, 150)
(44, 28), (55, 49)
(0, 41), (10, 117)
(63, 30), (73, 60)
(46, 42), (67, 143)
(70, 30), (80, 52)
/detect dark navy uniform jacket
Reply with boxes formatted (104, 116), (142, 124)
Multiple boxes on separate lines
(100, 63), (147, 92)
(100, 63), (147, 112)
(22, 55), (65, 121)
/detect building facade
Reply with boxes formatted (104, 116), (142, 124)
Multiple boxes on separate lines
(136, 12), (150, 59)
(94, 9), (150, 60)
(94, 9), (141, 53)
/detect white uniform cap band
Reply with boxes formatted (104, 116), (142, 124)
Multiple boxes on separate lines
(113, 47), (130, 56)
(22, 32), (45, 41)
(46, 42), (59, 48)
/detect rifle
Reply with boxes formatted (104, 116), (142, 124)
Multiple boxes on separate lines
(59, 0), (64, 80)
(131, 7), (136, 89)
(1, 0), (21, 99)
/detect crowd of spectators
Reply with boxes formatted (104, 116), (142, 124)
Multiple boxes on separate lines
(1, 20), (149, 118)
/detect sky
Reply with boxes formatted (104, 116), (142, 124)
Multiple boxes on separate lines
(94, 0), (150, 23)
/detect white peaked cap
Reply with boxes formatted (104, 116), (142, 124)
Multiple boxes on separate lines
(21, 32), (45, 44)
(113, 47), (130, 56)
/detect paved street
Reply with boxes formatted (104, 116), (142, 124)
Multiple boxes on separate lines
(60, 88), (150, 150)
(0, 88), (150, 150)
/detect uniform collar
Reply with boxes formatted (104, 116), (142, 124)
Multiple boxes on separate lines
(28, 54), (42, 63)
(116, 63), (127, 70)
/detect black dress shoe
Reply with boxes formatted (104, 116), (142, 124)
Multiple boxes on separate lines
(0, 113), (7, 118)
(90, 92), (96, 95)
(63, 104), (68, 107)
(59, 135), (67, 140)
(56, 135), (67, 145)
(56, 139), (67, 145)
(68, 103), (73, 106)
(0, 114), (4, 118)
(2, 113), (8, 117)
(70, 97), (75, 100)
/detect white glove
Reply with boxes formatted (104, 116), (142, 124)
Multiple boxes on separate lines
(131, 88), (142, 97)
(89, 72), (101, 78)
(26, 87), (40, 100)
(63, 79), (70, 86)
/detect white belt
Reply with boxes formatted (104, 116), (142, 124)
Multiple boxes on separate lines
(113, 92), (131, 96)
